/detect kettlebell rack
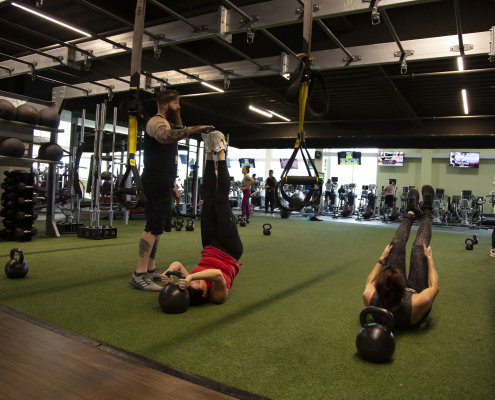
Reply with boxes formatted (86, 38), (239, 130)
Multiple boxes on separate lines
(76, 102), (117, 240)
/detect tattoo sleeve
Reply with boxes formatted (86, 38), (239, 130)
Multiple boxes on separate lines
(153, 124), (188, 144)
(150, 237), (160, 260)
(139, 239), (152, 258)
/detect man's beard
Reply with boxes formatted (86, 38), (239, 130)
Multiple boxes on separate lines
(166, 107), (182, 126)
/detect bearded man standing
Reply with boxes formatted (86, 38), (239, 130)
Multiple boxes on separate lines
(129, 89), (214, 291)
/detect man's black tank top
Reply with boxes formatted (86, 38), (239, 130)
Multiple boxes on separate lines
(369, 288), (417, 329)
(141, 115), (178, 187)
(266, 177), (276, 190)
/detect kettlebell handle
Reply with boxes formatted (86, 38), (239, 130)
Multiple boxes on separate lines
(465, 238), (473, 245)
(10, 248), (24, 264)
(165, 270), (186, 280)
(187, 219), (194, 224)
(360, 306), (394, 332)
(176, 217), (184, 224)
(263, 223), (272, 229)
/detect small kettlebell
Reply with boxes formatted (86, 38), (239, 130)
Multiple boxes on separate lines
(356, 306), (395, 363)
(185, 219), (195, 231)
(240, 217), (247, 227)
(158, 270), (190, 314)
(263, 223), (272, 235)
(5, 248), (28, 279)
(175, 217), (184, 231)
(171, 217), (176, 228)
(465, 238), (474, 250)
(472, 235), (479, 245)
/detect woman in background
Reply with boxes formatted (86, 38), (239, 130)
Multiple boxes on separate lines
(240, 165), (254, 224)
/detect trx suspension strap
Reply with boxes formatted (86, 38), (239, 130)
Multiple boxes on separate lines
(116, 0), (147, 209)
(275, 0), (327, 212)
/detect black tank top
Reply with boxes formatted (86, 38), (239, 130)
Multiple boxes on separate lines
(266, 177), (276, 190)
(141, 115), (178, 187)
(370, 288), (417, 329)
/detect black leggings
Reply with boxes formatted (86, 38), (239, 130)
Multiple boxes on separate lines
(265, 191), (275, 213)
(201, 160), (243, 261)
(492, 226), (495, 248)
(387, 212), (431, 293)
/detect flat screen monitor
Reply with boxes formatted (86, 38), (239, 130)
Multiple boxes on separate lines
(450, 152), (480, 169)
(331, 177), (338, 183)
(338, 151), (361, 165)
(318, 172), (325, 179)
(239, 158), (255, 168)
(179, 154), (187, 164)
(378, 151), (404, 166)
(280, 158), (298, 169)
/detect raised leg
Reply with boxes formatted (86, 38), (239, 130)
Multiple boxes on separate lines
(386, 213), (415, 279)
(407, 212), (432, 292)
(201, 156), (217, 248)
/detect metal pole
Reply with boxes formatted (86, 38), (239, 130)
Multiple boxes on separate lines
(109, 107), (117, 228)
(453, 0), (465, 56)
(90, 104), (100, 228)
(76, 109), (86, 224)
(147, 0), (203, 31)
(315, 20), (355, 61)
(381, 10), (406, 55)
(185, 137), (190, 206)
(194, 139), (200, 215)
(95, 102), (106, 227)
(219, 0), (252, 22)
(260, 29), (298, 59)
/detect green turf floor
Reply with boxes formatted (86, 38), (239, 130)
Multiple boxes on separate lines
(1, 217), (494, 399)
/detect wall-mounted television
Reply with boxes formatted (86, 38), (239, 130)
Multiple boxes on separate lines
(378, 151), (404, 166)
(239, 158), (255, 168)
(338, 151), (361, 165)
(450, 152), (480, 168)
(280, 158), (298, 169)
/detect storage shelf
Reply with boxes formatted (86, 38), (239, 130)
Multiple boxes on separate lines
(0, 155), (62, 167)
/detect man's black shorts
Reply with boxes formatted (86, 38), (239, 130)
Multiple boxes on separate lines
(143, 181), (173, 235)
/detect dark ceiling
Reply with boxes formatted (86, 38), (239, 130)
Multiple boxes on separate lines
(0, 0), (494, 149)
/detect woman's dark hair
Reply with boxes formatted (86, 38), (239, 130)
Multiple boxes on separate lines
(374, 266), (405, 310)
(188, 287), (207, 306)
(243, 166), (250, 173)
(388, 180), (393, 185)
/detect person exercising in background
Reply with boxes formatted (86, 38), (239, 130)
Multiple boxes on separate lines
(363, 185), (439, 329)
(129, 89), (214, 292)
(384, 180), (395, 208)
(264, 170), (277, 216)
(325, 179), (332, 207)
(161, 131), (241, 305)
(240, 165), (254, 224)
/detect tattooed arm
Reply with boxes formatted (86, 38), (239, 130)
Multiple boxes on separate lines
(151, 121), (215, 144)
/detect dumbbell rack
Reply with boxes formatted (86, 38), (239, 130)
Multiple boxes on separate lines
(0, 170), (37, 241)
(77, 103), (117, 240)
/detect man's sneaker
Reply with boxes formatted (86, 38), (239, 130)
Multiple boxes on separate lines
(406, 187), (420, 219)
(147, 268), (162, 281)
(490, 249), (495, 258)
(201, 132), (213, 154)
(209, 130), (228, 153)
(422, 184), (435, 212)
(129, 272), (162, 292)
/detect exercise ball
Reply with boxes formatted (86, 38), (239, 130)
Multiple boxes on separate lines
(39, 143), (63, 161)
(0, 138), (25, 158)
(158, 270), (190, 314)
(38, 108), (60, 129)
(15, 104), (39, 125)
(0, 99), (16, 120)
(356, 306), (396, 363)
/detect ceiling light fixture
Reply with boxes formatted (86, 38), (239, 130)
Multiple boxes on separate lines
(457, 57), (464, 72)
(462, 89), (469, 114)
(249, 105), (272, 118)
(11, 2), (92, 37)
(200, 81), (224, 92)
(268, 110), (290, 121)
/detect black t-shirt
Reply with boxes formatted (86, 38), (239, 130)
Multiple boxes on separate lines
(266, 177), (276, 190)
(141, 115), (178, 187)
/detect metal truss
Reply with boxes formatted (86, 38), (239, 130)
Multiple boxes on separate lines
(50, 30), (491, 111)
(0, 0), (440, 79)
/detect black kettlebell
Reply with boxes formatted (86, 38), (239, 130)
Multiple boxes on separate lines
(158, 270), (190, 314)
(240, 217), (247, 227)
(171, 217), (176, 228)
(186, 219), (195, 231)
(472, 235), (479, 245)
(175, 217), (184, 231)
(356, 306), (395, 363)
(5, 248), (28, 279)
(465, 238), (474, 250)
(263, 223), (272, 235)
